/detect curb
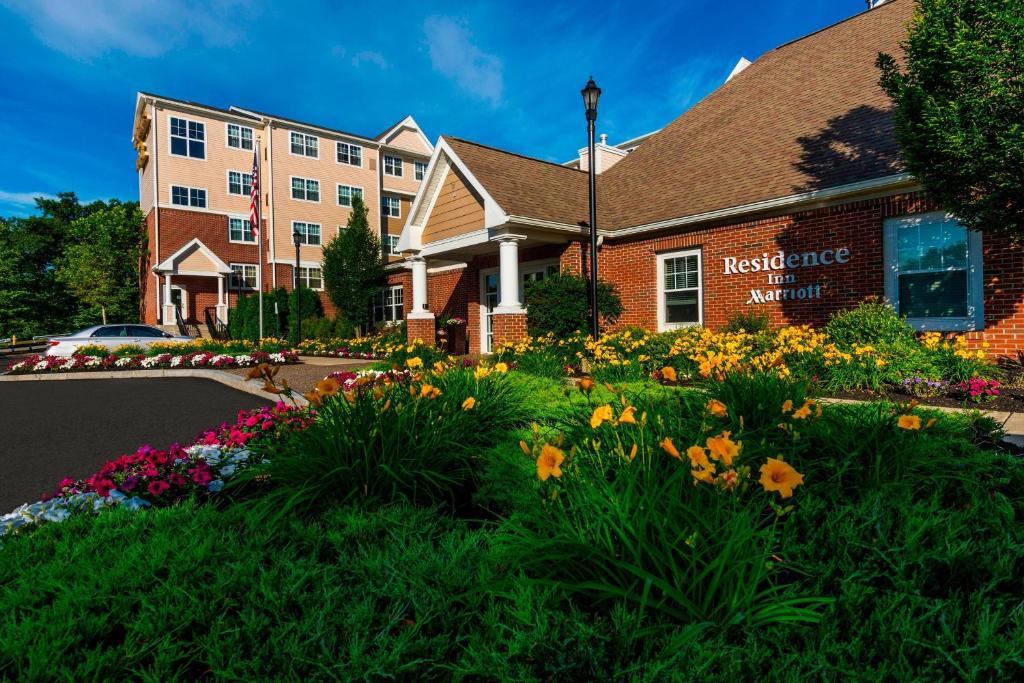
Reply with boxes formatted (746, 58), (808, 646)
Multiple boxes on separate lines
(0, 369), (308, 407)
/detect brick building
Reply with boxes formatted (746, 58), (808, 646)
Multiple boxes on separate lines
(396, 0), (1024, 355)
(131, 93), (429, 333)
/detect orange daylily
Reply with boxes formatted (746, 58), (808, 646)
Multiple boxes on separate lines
(315, 377), (341, 397)
(578, 377), (596, 393)
(706, 431), (741, 466)
(759, 458), (805, 498)
(781, 399), (794, 413)
(628, 443), (638, 461)
(660, 366), (677, 382)
(706, 399), (728, 418)
(660, 437), (681, 459)
(898, 414), (922, 430)
(591, 404), (613, 429)
(618, 406), (638, 424)
(462, 396), (476, 411)
(686, 445), (712, 469)
(536, 444), (565, 481)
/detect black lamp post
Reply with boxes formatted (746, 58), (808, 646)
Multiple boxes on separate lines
(581, 76), (602, 340)
(292, 228), (302, 343)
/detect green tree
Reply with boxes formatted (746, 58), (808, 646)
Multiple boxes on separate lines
(56, 201), (146, 327)
(322, 195), (385, 334)
(877, 0), (1024, 235)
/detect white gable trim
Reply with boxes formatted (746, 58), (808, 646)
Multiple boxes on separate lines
(379, 115), (433, 154)
(154, 238), (232, 275)
(397, 136), (507, 253)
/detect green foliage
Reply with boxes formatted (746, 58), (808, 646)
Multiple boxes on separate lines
(382, 340), (450, 369)
(243, 370), (529, 516)
(524, 273), (623, 338)
(74, 343), (110, 357)
(229, 288), (292, 341)
(302, 315), (356, 341)
(721, 310), (770, 334)
(55, 201), (146, 329)
(825, 300), (916, 347)
(322, 195), (385, 332)
(878, 0), (1024, 236)
(285, 286), (323, 343)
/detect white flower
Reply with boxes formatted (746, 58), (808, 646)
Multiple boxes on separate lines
(170, 356), (183, 367)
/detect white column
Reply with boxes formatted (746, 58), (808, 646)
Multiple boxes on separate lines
(495, 236), (525, 313)
(216, 274), (228, 323)
(408, 256), (433, 319)
(162, 273), (175, 324)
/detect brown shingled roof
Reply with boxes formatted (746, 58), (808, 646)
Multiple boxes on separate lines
(600, 0), (912, 229)
(440, 0), (913, 234)
(444, 137), (591, 226)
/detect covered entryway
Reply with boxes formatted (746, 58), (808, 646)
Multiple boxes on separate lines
(153, 238), (232, 333)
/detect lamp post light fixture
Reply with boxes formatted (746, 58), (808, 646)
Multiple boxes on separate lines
(581, 76), (602, 341)
(292, 227), (302, 343)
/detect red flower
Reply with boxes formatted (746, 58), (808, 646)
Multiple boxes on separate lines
(94, 479), (116, 497)
(147, 480), (170, 496)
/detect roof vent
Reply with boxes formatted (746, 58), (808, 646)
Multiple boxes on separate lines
(726, 57), (752, 82)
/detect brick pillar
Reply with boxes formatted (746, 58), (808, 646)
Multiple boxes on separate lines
(407, 316), (436, 346)
(490, 311), (528, 349)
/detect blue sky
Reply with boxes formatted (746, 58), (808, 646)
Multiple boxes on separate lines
(0, 0), (861, 217)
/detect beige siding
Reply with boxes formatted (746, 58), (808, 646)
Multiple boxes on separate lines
(387, 128), (432, 156)
(178, 248), (218, 273)
(421, 168), (484, 244)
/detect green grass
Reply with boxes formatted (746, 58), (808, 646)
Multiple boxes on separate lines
(2, 371), (1023, 680)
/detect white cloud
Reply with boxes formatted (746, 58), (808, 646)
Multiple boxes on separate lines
(423, 16), (503, 107)
(0, 0), (252, 59)
(351, 50), (388, 69)
(0, 190), (55, 206)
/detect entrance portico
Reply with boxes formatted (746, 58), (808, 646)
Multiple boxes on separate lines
(153, 238), (232, 325)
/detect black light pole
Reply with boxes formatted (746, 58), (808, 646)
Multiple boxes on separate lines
(581, 76), (602, 340)
(292, 228), (302, 343)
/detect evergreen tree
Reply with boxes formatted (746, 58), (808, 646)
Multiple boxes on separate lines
(322, 195), (385, 334)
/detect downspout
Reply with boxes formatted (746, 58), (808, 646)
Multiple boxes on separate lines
(267, 118), (276, 288)
(151, 98), (161, 323)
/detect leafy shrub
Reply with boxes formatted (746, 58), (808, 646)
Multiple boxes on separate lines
(524, 274), (623, 339)
(244, 368), (527, 516)
(721, 310), (770, 334)
(111, 343), (145, 356)
(302, 315), (356, 341)
(825, 300), (916, 347)
(286, 286), (323, 342)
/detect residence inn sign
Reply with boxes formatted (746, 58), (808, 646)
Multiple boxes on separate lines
(723, 247), (852, 305)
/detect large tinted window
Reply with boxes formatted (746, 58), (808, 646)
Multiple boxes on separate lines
(92, 326), (127, 337)
(129, 325), (166, 338)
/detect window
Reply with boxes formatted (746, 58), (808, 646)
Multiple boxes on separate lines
(414, 161), (427, 181)
(884, 212), (983, 330)
(230, 263), (258, 289)
(128, 325), (170, 338)
(228, 217), (255, 243)
(336, 141), (362, 166)
(292, 221), (321, 246)
(336, 184), (364, 207)
(290, 131), (318, 157)
(384, 154), (403, 177)
(92, 326), (128, 337)
(227, 171), (253, 196)
(290, 177), (320, 202)
(657, 249), (702, 330)
(373, 285), (404, 323)
(381, 196), (401, 218)
(298, 266), (323, 290)
(169, 116), (205, 158)
(227, 123), (253, 150)
(171, 185), (206, 208)
(382, 234), (400, 256)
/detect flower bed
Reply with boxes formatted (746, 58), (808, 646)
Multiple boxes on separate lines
(1, 402), (311, 539)
(6, 350), (299, 374)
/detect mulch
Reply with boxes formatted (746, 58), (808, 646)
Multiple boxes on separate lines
(225, 360), (375, 395)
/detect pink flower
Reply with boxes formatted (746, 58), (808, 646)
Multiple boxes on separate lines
(147, 480), (170, 495)
(94, 479), (116, 497)
(245, 416), (259, 427)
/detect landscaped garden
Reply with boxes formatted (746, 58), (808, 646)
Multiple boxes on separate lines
(2, 300), (1022, 680)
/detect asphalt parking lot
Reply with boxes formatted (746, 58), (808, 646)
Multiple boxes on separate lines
(0, 378), (272, 511)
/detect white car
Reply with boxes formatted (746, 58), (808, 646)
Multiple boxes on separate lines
(45, 324), (194, 357)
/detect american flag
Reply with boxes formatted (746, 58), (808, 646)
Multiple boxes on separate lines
(249, 148), (260, 239)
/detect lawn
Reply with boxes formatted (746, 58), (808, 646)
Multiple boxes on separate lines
(1, 358), (1022, 681)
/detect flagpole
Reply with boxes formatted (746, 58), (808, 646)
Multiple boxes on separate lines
(256, 139), (264, 341)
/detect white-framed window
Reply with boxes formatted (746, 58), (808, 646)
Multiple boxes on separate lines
(373, 285), (404, 323)
(336, 184), (364, 207)
(230, 263), (257, 289)
(383, 154), (403, 177)
(657, 249), (702, 331)
(414, 160), (427, 181)
(169, 116), (205, 158)
(228, 217), (255, 243)
(336, 141), (362, 166)
(227, 170), (254, 196)
(298, 266), (323, 290)
(171, 185), (207, 208)
(290, 131), (318, 157)
(381, 196), (401, 218)
(883, 211), (983, 331)
(382, 234), (400, 256)
(292, 221), (321, 246)
(226, 123), (254, 150)
(290, 176), (320, 202)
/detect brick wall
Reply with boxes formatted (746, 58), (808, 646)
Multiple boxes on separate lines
(490, 312), (528, 347)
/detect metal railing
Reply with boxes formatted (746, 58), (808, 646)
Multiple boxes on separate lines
(175, 307), (201, 338)
(204, 307), (230, 340)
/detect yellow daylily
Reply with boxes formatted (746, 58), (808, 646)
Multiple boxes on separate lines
(536, 444), (565, 481)
(590, 404), (613, 429)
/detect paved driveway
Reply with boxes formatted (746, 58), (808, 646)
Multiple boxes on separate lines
(0, 378), (272, 511)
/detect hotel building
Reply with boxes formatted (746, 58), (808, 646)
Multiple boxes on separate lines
(393, 0), (1024, 356)
(131, 92), (430, 332)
